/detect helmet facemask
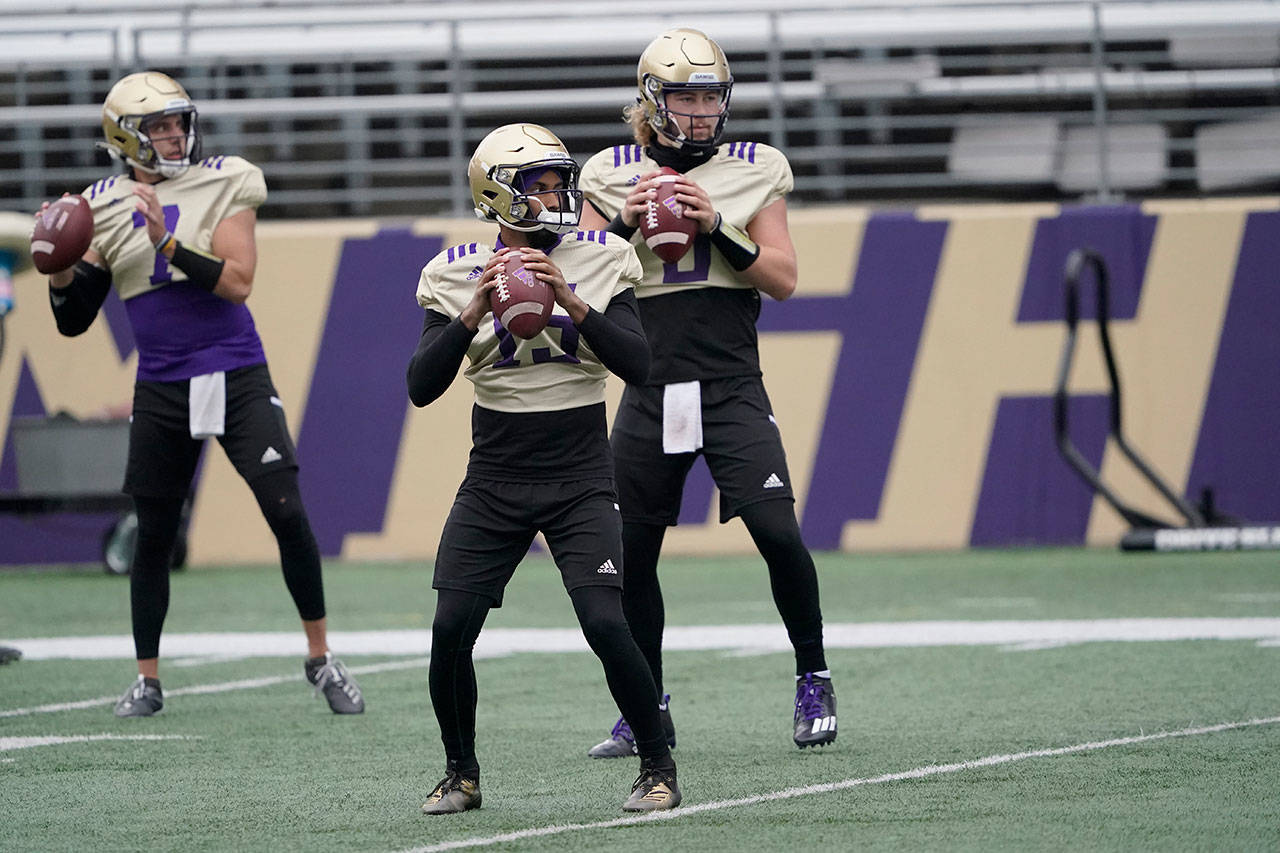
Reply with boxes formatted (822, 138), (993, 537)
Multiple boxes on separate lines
(112, 107), (201, 178)
(641, 76), (733, 151)
(101, 72), (202, 179)
(477, 161), (583, 235)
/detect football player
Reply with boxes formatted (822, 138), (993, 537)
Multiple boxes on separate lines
(577, 29), (838, 753)
(42, 71), (363, 717)
(407, 123), (680, 815)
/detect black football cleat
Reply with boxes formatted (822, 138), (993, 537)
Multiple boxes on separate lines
(421, 771), (482, 815)
(114, 675), (164, 718)
(305, 652), (365, 714)
(588, 695), (676, 758)
(793, 673), (837, 748)
(622, 764), (682, 812)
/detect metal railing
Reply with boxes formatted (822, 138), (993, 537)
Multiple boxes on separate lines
(1, 0), (1278, 219)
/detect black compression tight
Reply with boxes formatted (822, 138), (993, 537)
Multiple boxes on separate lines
(430, 586), (672, 774)
(620, 521), (668, 693)
(622, 499), (828, 684)
(570, 585), (671, 763)
(129, 495), (186, 660)
(249, 468), (326, 622)
(739, 500), (827, 676)
(128, 469), (325, 661)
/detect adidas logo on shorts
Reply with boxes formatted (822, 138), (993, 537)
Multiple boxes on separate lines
(597, 559), (618, 574)
(763, 473), (785, 489)
(260, 446), (283, 464)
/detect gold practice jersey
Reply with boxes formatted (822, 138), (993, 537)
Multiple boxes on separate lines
(579, 141), (792, 299)
(415, 230), (643, 414)
(81, 156), (268, 382)
(84, 156), (266, 301)
(579, 141), (793, 385)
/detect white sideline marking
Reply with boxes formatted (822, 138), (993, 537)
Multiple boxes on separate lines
(399, 716), (1280, 853)
(0, 657), (429, 718)
(1215, 593), (1280, 604)
(7, 618), (1280, 662)
(954, 597), (1038, 609)
(1, 734), (196, 752)
(4, 619), (1279, 718)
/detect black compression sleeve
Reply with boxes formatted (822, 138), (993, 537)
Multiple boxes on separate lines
(406, 310), (475, 407)
(709, 213), (761, 272)
(576, 289), (650, 386)
(605, 212), (637, 240)
(49, 260), (111, 336)
(169, 242), (225, 292)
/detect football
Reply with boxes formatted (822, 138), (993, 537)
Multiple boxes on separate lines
(489, 252), (555, 339)
(31, 195), (93, 275)
(639, 166), (698, 264)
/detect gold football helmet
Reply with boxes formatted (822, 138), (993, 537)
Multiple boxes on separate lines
(636, 28), (733, 150)
(101, 71), (201, 178)
(468, 124), (582, 234)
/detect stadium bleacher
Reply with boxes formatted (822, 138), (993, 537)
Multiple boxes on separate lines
(0, 0), (1278, 218)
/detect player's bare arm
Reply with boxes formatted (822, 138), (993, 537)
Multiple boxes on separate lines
(741, 197), (797, 301)
(132, 186), (258, 304)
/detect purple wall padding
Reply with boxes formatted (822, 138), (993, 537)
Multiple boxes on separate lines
(1185, 210), (1280, 524)
(971, 395), (1111, 546)
(295, 229), (444, 555)
(758, 212), (947, 548)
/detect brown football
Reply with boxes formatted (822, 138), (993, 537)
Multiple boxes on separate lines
(31, 195), (93, 274)
(639, 166), (698, 264)
(489, 252), (555, 340)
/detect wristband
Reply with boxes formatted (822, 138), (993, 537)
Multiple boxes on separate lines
(708, 213), (760, 272)
(605, 212), (637, 240)
(153, 230), (176, 254)
(169, 241), (225, 292)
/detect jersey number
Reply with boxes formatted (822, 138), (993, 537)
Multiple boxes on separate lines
(131, 205), (180, 286)
(491, 281), (582, 368)
(661, 234), (711, 284)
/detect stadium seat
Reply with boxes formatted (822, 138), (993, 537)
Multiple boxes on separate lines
(1056, 123), (1167, 194)
(948, 119), (1059, 185)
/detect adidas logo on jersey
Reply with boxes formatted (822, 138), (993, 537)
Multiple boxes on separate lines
(763, 473), (785, 489)
(626, 174), (642, 186)
(466, 265), (483, 281)
(260, 446), (283, 464)
(597, 559), (618, 575)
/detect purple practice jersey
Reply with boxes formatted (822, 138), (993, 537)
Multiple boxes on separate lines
(84, 156), (267, 381)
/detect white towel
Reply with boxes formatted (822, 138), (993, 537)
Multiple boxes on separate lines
(662, 380), (703, 454)
(189, 371), (226, 439)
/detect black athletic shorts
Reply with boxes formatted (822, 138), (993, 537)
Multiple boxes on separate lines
(432, 477), (623, 608)
(124, 363), (299, 498)
(611, 374), (795, 526)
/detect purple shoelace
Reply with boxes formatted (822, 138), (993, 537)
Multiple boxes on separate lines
(795, 674), (828, 721)
(611, 717), (636, 743)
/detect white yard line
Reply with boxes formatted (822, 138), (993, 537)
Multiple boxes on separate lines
(399, 715), (1280, 853)
(0, 657), (430, 718)
(3, 619), (1278, 718)
(6, 618), (1280, 661)
(1, 734), (197, 752)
